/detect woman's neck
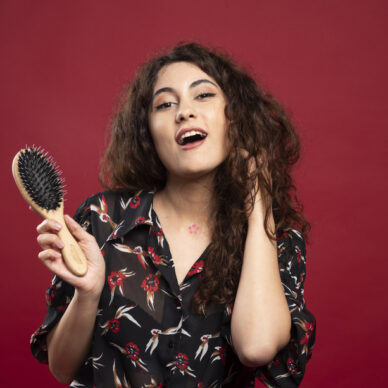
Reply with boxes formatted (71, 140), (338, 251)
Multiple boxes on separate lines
(153, 174), (215, 229)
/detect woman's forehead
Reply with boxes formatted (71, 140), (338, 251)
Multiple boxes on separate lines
(153, 62), (218, 91)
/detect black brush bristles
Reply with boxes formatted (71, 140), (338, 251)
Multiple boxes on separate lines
(18, 147), (64, 210)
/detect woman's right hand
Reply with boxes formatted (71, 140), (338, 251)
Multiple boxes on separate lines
(36, 215), (105, 301)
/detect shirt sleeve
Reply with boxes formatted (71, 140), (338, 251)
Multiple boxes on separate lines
(254, 229), (316, 387)
(30, 198), (92, 364)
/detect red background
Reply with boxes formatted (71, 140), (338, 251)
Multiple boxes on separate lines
(1, 1), (387, 387)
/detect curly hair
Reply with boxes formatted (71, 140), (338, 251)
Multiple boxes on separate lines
(100, 42), (310, 312)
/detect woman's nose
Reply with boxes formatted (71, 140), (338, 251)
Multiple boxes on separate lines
(175, 105), (196, 123)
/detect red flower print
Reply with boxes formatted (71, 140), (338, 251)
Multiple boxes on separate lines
(45, 285), (56, 305)
(130, 196), (140, 208)
(295, 317), (316, 356)
(135, 216), (145, 225)
(167, 352), (195, 377)
(107, 268), (135, 305)
(188, 260), (204, 276)
(287, 357), (298, 373)
(110, 341), (148, 372)
(152, 254), (162, 264)
(125, 342), (139, 360)
(141, 272), (161, 310)
(300, 321), (315, 345)
(100, 305), (140, 335)
(153, 228), (163, 236)
(108, 271), (126, 291)
(147, 247), (168, 266)
(141, 274), (159, 292)
(108, 319), (120, 333)
(176, 353), (188, 370)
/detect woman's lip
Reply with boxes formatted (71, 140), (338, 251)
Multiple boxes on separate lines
(179, 138), (206, 150)
(175, 127), (207, 143)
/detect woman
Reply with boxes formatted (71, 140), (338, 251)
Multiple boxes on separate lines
(31, 42), (316, 387)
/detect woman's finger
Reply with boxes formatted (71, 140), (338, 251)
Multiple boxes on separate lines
(38, 249), (79, 284)
(36, 219), (62, 234)
(64, 215), (92, 243)
(38, 248), (62, 263)
(37, 233), (65, 250)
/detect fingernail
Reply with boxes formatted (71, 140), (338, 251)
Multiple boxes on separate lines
(55, 222), (62, 230)
(58, 241), (65, 249)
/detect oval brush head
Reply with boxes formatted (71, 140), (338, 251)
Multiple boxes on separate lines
(12, 146), (88, 276)
(17, 147), (64, 211)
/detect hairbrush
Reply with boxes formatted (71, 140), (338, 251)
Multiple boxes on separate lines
(12, 146), (88, 276)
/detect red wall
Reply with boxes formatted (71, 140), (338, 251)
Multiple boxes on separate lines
(1, 1), (387, 386)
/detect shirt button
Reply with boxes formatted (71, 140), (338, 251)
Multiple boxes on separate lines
(168, 340), (174, 349)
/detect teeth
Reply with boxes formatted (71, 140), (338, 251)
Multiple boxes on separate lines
(178, 130), (207, 145)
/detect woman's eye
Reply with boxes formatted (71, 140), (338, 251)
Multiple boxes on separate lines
(155, 102), (174, 111)
(196, 92), (216, 99)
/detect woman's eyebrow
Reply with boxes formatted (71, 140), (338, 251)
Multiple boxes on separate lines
(153, 79), (218, 99)
(190, 79), (218, 89)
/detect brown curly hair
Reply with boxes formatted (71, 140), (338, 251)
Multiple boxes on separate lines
(100, 42), (310, 312)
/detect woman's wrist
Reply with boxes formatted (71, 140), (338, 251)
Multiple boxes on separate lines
(248, 200), (276, 239)
(247, 194), (265, 223)
(74, 285), (103, 305)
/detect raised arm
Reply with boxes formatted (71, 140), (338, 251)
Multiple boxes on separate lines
(231, 191), (292, 367)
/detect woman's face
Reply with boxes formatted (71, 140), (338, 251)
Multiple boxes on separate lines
(148, 61), (229, 180)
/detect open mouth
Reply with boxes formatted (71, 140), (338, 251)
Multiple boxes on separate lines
(176, 129), (208, 146)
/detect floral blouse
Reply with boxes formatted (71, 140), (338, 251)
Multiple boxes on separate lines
(30, 190), (316, 387)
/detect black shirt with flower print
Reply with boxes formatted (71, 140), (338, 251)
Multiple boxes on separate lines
(31, 190), (316, 387)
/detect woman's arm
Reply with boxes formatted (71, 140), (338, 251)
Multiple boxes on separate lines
(36, 215), (105, 384)
(46, 290), (100, 384)
(231, 193), (291, 367)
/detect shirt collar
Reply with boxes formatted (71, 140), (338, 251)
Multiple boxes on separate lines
(107, 190), (156, 241)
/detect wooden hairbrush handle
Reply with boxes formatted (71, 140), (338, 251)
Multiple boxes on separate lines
(53, 212), (88, 276)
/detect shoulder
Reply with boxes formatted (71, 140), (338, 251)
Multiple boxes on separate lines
(72, 190), (142, 245)
(73, 190), (138, 230)
(74, 190), (133, 216)
(76, 190), (133, 208)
